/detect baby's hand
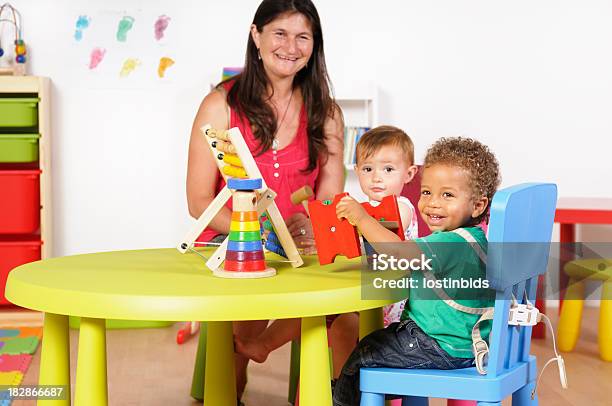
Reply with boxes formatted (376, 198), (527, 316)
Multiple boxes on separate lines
(336, 196), (367, 226)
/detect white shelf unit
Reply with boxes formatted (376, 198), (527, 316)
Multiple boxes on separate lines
(334, 82), (378, 202)
(335, 82), (378, 170)
(336, 92), (378, 128)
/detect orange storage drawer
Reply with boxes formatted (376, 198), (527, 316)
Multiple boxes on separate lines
(0, 237), (42, 305)
(0, 170), (41, 234)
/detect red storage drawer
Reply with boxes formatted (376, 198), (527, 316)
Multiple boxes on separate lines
(0, 169), (41, 234)
(0, 237), (42, 305)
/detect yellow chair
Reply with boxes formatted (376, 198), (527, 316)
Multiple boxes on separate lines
(558, 259), (612, 361)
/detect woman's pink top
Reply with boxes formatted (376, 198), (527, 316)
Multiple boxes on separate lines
(198, 92), (320, 242)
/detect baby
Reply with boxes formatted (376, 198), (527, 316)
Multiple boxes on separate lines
(327, 125), (420, 380)
(333, 137), (501, 405)
(234, 126), (420, 382)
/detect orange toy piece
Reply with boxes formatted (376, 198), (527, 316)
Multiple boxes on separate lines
(361, 195), (406, 241)
(176, 321), (199, 344)
(308, 193), (361, 265)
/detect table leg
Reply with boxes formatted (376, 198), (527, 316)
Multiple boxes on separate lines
(203, 321), (236, 406)
(558, 278), (584, 353)
(190, 321), (207, 401)
(359, 308), (383, 340)
(533, 222), (575, 339)
(533, 275), (546, 339)
(38, 313), (70, 406)
(75, 317), (107, 406)
(559, 223), (576, 311)
(300, 316), (331, 406)
(599, 281), (612, 361)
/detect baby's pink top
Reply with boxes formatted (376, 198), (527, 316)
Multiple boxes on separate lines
(198, 87), (320, 242)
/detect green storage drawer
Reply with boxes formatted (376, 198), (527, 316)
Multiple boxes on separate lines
(0, 98), (39, 127)
(0, 134), (40, 162)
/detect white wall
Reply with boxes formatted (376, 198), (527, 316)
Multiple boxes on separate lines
(6, 0), (612, 256)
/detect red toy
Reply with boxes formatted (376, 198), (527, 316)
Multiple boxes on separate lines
(308, 193), (361, 265)
(308, 193), (404, 265)
(361, 195), (405, 241)
(176, 321), (199, 344)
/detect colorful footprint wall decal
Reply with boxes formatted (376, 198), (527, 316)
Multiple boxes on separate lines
(74, 15), (91, 41)
(116, 16), (135, 42)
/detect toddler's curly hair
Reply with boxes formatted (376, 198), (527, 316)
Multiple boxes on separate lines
(424, 137), (501, 224)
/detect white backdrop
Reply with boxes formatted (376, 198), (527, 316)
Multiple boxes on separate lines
(6, 0), (612, 256)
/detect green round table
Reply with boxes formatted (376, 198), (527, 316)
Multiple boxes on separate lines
(6, 248), (394, 406)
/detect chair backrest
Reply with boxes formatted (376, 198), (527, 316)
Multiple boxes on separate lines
(485, 183), (557, 376)
(400, 165), (430, 237)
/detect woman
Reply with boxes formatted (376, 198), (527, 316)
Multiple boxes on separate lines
(186, 0), (344, 401)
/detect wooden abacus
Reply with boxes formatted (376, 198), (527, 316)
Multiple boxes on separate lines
(177, 124), (303, 271)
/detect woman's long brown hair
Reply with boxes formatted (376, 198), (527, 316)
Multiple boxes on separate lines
(220, 0), (338, 173)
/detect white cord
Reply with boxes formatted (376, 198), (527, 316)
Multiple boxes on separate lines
(529, 310), (568, 399)
(532, 358), (560, 399)
(539, 314), (560, 357)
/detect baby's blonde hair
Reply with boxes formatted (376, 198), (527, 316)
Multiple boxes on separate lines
(355, 125), (414, 166)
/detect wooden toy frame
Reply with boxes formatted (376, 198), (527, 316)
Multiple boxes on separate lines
(308, 194), (405, 265)
(177, 124), (303, 270)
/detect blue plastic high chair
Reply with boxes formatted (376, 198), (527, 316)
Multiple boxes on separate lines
(358, 183), (558, 406)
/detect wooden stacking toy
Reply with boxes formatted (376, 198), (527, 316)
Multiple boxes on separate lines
(177, 125), (302, 272)
(263, 185), (315, 257)
(213, 177), (276, 278)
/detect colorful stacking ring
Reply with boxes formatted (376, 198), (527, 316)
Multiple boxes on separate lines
(225, 250), (264, 261)
(228, 230), (261, 242)
(230, 220), (260, 232)
(231, 211), (258, 222)
(227, 240), (263, 252)
(227, 177), (262, 191)
(224, 259), (266, 272)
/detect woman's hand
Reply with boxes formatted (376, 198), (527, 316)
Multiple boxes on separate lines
(336, 195), (368, 227)
(286, 212), (317, 254)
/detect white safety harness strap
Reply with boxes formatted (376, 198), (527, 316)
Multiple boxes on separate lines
(420, 228), (494, 375)
(421, 230), (566, 396)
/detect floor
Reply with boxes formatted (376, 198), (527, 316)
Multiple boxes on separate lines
(2, 307), (611, 405)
